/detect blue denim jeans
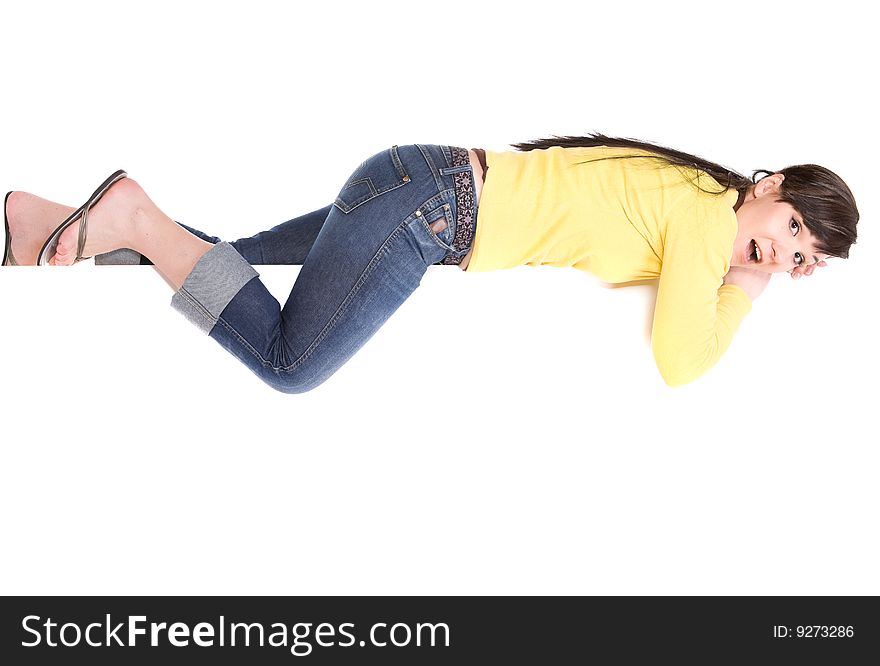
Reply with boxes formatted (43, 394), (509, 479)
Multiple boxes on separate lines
(97, 144), (478, 393)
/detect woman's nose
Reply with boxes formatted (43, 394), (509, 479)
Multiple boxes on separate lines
(772, 241), (795, 268)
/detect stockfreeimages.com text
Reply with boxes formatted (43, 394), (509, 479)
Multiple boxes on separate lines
(21, 614), (450, 656)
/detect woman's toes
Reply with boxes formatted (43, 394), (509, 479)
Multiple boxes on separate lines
(46, 177), (141, 264)
(54, 227), (77, 264)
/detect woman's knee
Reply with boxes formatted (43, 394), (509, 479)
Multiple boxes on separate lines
(259, 363), (331, 394)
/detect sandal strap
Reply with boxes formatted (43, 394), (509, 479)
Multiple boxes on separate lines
(4, 245), (18, 266)
(3, 193), (19, 266)
(4, 233), (18, 266)
(76, 201), (90, 262)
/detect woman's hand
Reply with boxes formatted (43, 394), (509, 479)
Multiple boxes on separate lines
(722, 266), (772, 301)
(788, 259), (827, 280)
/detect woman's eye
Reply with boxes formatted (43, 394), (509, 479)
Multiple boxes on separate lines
(791, 219), (804, 265)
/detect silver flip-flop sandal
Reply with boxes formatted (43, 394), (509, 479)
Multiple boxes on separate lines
(37, 169), (128, 266)
(3, 191), (19, 266)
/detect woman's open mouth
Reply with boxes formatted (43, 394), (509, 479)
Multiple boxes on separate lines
(747, 238), (762, 264)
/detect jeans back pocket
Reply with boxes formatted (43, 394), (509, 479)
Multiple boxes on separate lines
(333, 145), (411, 214)
(418, 202), (456, 251)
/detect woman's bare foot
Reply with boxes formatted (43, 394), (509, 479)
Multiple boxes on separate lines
(4, 192), (77, 266)
(52, 177), (146, 266)
(8, 175), (213, 290)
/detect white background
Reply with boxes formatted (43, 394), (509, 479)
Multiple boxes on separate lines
(0, 0), (875, 595)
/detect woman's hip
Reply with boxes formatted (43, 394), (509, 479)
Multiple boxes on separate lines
(331, 143), (480, 267)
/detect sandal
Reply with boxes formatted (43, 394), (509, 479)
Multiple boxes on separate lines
(37, 169), (128, 266)
(3, 191), (19, 266)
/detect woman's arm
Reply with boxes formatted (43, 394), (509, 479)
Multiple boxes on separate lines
(651, 213), (753, 387)
(721, 266), (771, 301)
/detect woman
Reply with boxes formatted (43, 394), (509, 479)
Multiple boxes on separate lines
(2, 134), (859, 390)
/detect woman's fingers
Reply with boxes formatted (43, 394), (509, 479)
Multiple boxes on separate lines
(806, 260), (827, 276)
(789, 260), (827, 279)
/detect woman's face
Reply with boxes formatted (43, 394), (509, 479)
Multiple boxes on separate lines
(730, 173), (828, 274)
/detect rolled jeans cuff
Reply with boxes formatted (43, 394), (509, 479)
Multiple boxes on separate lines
(94, 248), (143, 265)
(170, 241), (259, 334)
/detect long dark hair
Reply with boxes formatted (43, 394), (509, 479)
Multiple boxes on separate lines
(510, 132), (858, 260)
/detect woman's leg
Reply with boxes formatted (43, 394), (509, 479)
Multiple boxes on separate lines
(51, 144), (475, 393)
(95, 204), (334, 266)
(6, 192), (331, 267)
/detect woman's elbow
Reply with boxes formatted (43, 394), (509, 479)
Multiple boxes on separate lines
(658, 366), (695, 387)
(652, 347), (704, 387)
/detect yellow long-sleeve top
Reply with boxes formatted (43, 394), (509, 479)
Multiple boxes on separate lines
(465, 145), (753, 387)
